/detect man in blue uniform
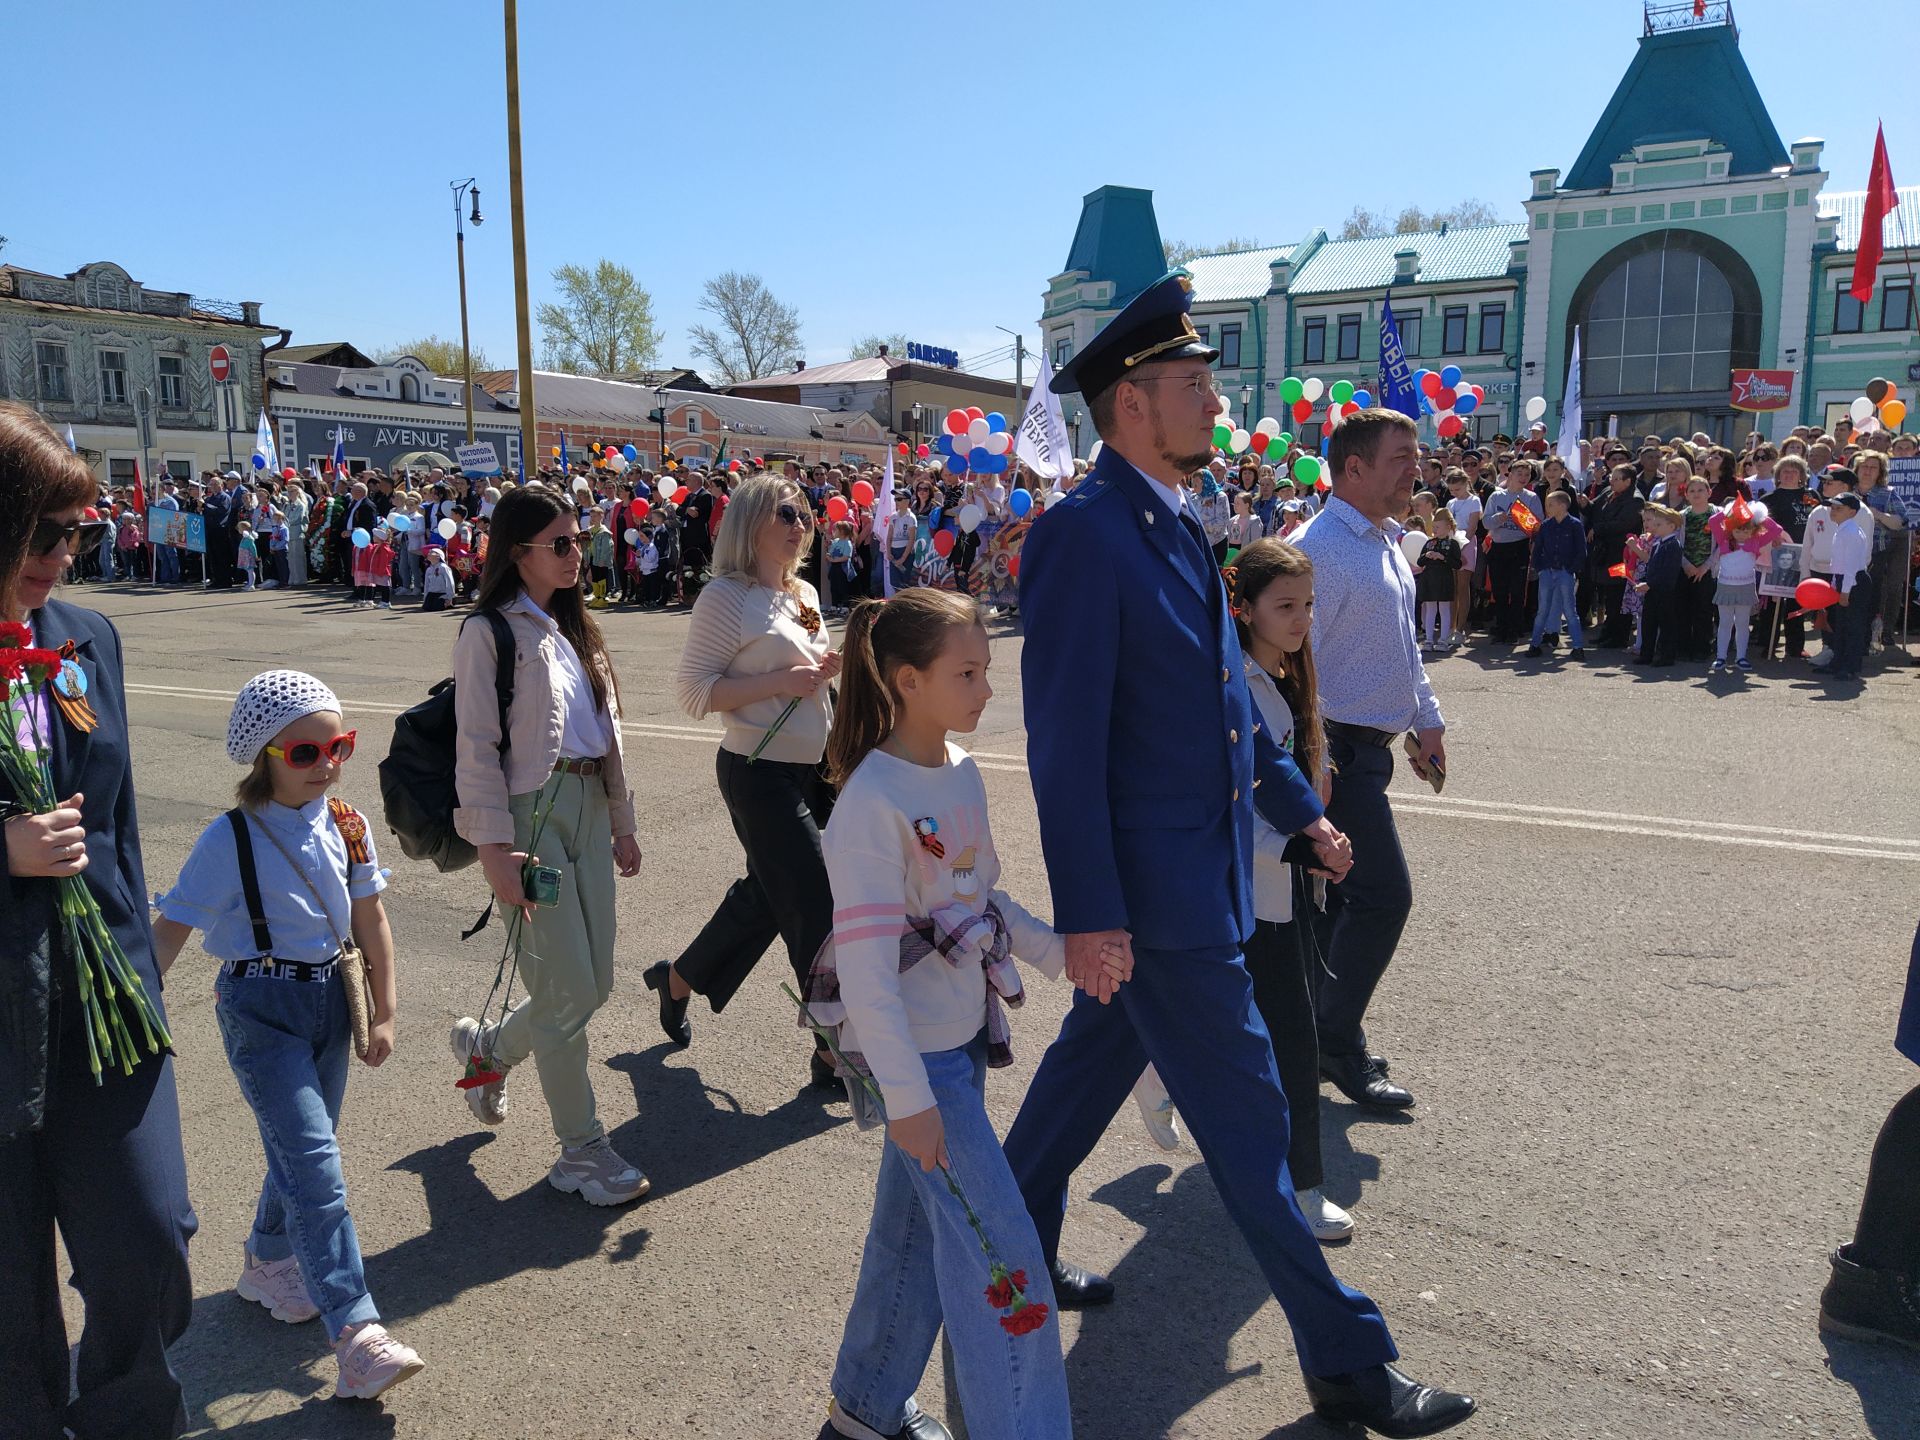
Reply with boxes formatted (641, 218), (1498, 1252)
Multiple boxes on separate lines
(1003, 273), (1476, 1437)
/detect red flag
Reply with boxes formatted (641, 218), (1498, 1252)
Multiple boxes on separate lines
(1692, 0), (1705, 16)
(130, 458), (146, 516)
(1850, 122), (1899, 304)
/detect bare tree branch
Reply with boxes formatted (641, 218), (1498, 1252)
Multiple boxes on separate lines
(688, 271), (803, 384)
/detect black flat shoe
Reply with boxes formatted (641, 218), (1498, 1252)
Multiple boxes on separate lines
(1820, 1243), (1920, 1351)
(810, 1047), (843, 1091)
(1321, 1053), (1415, 1109)
(1302, 1363), (1477, 1438)
(1050, 1259), (1114, 1309)
(642, 963), (691, 1049)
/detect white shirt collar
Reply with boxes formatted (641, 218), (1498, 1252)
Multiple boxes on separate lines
(1126, 460), (1189, 519)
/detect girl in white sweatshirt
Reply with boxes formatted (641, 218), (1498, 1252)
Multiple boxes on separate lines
(804, 589), (1107, 1440)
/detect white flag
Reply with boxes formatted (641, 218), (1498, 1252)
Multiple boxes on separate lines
(64, 423), (78, 452)
(253, 409), (279, 476)
(1556, 326), (1583, 474)
(1014, 349), (1075, 481)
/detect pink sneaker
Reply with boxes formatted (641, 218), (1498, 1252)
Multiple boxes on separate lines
(334, 1322), (425, 1400)
(235, 1247), (318, 1324)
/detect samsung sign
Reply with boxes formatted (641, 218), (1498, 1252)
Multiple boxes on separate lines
(907, 341), (959, 369)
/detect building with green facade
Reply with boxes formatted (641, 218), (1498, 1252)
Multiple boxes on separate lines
(1039, 3), (1917, 453)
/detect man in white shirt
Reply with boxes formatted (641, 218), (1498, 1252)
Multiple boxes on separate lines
(1826, 492), (1874, 679)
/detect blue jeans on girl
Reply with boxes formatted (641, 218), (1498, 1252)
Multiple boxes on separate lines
(213, 968), (378, 1342)
(1531, 568), (1583, 648)
(832, 1032), (1072, 1440)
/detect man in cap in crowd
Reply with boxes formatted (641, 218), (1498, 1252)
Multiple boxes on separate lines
(1004, 271), (1477, 1438)
(201, 471), (236, 588)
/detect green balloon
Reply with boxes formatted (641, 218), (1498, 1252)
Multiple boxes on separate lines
(1330, 380), (1354, 404)
(1279, 376), (1304, 405)
(1278, 432), (1293, 448)
(1212, 424), (1233, 449)
(1293, 455), (1318, 483)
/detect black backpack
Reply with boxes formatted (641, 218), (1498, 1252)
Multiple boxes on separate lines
(378, 610), (513, 872)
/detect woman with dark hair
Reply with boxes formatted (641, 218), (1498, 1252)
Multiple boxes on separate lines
(449, 486), (648, 1206)
(0, 401), (197, 1438)
(656, 476), (843, 1085)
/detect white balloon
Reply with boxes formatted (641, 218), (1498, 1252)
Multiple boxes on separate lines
(437, 517), (458, 539)
(624, 528), (640, 545)
(957, 503), (984, 534)
(1088, 441), (1104, 463)
(1302, 377), (1325, 403)
(1850, 395), (1875, 426)
(967, 418), (992, 447)
(1256, 417), (1282, 438)
(1229, 428), (1251, 454)
(1400, 531), (1428, 568)
(657, 479), (676, 502)
(1524, 395), (1548, 422)
(985, 431), (1012, 456)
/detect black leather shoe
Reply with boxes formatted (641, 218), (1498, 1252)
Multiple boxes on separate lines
(810, 1047), (844, 1091)
(642, 962), (691, 1049)
(1321, 1054), (1415, 1109)
(1820, 1242), (1920, 1351)
(1302, 1363), (1476, 1438)
(822, 1398), (954, 1440)
(1050, 1259), (1114, 1309)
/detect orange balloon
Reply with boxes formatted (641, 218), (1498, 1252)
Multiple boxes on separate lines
(1881, 399), (1908, 428)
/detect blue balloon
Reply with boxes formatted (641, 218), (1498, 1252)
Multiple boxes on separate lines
(350, 527), (371, 549)
(935, 433), (955, 455)
(251, 454), (266, 469)
(1352, 389), (1374, 409)
(986, 412), (1008, 433)
(387, 513), (411, 533)
(944, 455), (964, 475)
(1009, 488), (1033, 517)
(991, 454), (1010, 473)
(1440, 364), (1462, 388)
(1456, 392), (1479, 415)
(1419, 395), (1433, 415)
(968, 446), (991, 470)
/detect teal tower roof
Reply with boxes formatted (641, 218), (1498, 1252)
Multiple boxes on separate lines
(1564, 21), (1788, 191)
(1062, 186), (1166, 307)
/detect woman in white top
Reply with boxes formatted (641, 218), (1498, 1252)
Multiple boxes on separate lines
(450, 487), (648, 1206)
(662, 476), (844, 1085)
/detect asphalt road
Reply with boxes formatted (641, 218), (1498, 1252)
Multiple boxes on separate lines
(51, 581), (1920, 1440)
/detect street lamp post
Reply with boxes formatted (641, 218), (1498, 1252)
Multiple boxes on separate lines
(1240, 384), (1253, 439)
(450, 178), (484, 443)
(653, 386), (668, 470)
(911, 402), (923, 458)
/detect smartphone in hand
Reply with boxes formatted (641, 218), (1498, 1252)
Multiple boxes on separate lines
(1402, 733), (1446, 795)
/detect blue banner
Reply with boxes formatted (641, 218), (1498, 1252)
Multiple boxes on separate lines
(1378, 297), (1420, 420)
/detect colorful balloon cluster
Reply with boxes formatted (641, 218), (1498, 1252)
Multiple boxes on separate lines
(1850, 376), (1908, 432)
(934, 408), (1013, 475)
(1416, 365), (1484, 438)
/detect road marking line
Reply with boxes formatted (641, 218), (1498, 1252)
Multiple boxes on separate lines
(126, 684), (1917, 860)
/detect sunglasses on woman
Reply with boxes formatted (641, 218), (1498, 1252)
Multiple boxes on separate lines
(518, 533), (581, 558)
(265, 731), (358, 769)
(31, 518), (112, 556)
(775, 504), (808, 527)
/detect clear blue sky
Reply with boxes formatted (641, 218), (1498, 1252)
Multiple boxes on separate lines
(5, 0), (1913, 381)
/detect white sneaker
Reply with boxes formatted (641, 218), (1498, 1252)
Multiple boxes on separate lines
(549, 1134), (650, 1205)
(235, 1246), (319, 1323)
(1296, 1187), (1355, 1243)
(1131, 1066), (1182, 1152)
(334, 1321), (425, 1400)
(450, 1017), (508, 1125)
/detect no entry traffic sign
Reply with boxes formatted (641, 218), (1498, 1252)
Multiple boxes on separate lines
(209, 345), (232, 384)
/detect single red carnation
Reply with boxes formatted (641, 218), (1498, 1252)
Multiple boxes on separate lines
(998, 1302), (1050, 1336)
(985, 1276), (1013, 1309)
(0, 622), (29, 649)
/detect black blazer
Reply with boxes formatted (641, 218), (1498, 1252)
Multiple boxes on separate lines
(0, 597), (167, 1137)
(1642, 536), (1684, 596)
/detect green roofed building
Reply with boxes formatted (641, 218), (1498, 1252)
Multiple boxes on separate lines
(1040, 2), (1918, 453)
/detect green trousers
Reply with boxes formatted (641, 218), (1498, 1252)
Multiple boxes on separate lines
(496, 775), (616, 1148)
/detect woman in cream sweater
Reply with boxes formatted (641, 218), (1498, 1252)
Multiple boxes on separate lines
(657, 477), (843, 1084)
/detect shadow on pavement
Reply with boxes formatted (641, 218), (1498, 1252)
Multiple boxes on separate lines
(1314, 1096), (1410, 1211)
(603, 1044), (848, 1198)
(1822, 1332), (1920, 1440)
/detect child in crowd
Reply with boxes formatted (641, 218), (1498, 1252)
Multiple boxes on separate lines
(587, 509), (614, 609)
(1415, 509), (1464, 652)
(656, 502), (683, 605)
(1678, 479), (1720, 661)
(1710, 510), (1767, 673)
(808, 589), (1092, 1440)
(827, 520), (857, 616)
(1634, 505), (1686, 667)
(365, 528), (395, 609)
(636, 526), (662, 607)
(445, 505), (473, 597)
(1804, 466), (1855, 669)
(421, 546), (455, 612)
(1228, 489), (1261, 549)
(1826, 491), (1875, 679)
(235, 521), (259, 591)
(151, 671), (423, 1401)
(1621, 525), (1652, 651)
(264, 508), (290, 589)
(1527, 490), (1587, 658)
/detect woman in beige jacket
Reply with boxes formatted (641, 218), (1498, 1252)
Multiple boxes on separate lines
(653, 476), (843, 1085)
(449, 487), (648, 1206)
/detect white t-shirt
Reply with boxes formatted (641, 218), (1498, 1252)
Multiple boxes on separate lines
(823, 743), (1063, 1118)
(521, 597), (614, 759)
(887, 509), (917, 556)
(1446, 492), (1483, 539)
(972, 480), (1008, 520)
(1804, 504), (1841, 573)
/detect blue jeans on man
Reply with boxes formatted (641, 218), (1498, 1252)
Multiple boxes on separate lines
(1531, 568), (1583, 648)
(213, 969), (379, 1342)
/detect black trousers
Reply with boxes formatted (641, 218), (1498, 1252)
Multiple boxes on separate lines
(1639, 589), (1679, 663)
(674, 749), (835, 1013)
(1852, 1082), (1920, 1276)
(1310, 739), (1411, 1064)
(1486, 539), (1530, 638)
(1678, 570), (1717, 658)
(0, 1011), (197, 1440)
(1245, 905), (1323, 1192)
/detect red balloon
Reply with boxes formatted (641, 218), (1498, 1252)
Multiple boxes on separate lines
(673, 486), (689, 504)
(282, 467), (297, 480)
(825, 495), (850, 522)
(1420, 372), (1443, 397)
(851, 480), (875, 506)
(1793, 578), (1840, 612)
(1007, 554), (1020, 578)
(1249, 431), (1270, 453)
(897, 442), (909, 454)
(1342, 401), (1361, 417)
(932, 529), (955, 557)
(1438, 415), (1465, 438)
(1436, 387), (1458, 408)
(1471, 385), (1485, 401)
(966, 407), (986, 423)
(629, 499), (650, 523)
(83, 506), (99, 521)
(1291, 398), (1312, 423)
(945, 408), (970, 434)
(916, 444), (931, 458)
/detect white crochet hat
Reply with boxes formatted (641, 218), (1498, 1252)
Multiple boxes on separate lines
(227, 670), (341, 765)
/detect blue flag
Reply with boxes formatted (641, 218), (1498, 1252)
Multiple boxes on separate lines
(558, 431), (569, 475)
(1378, 297), (1419, 420)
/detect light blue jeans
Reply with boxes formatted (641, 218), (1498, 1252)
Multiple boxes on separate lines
(833, 1033), (1072, 1440)
(213, 968), (378, 1343)
(1531, 567), (1584, 647)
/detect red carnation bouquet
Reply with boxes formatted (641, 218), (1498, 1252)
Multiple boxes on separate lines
(0, 622), (171, 1082)
(785, 982), (1050, 1338)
